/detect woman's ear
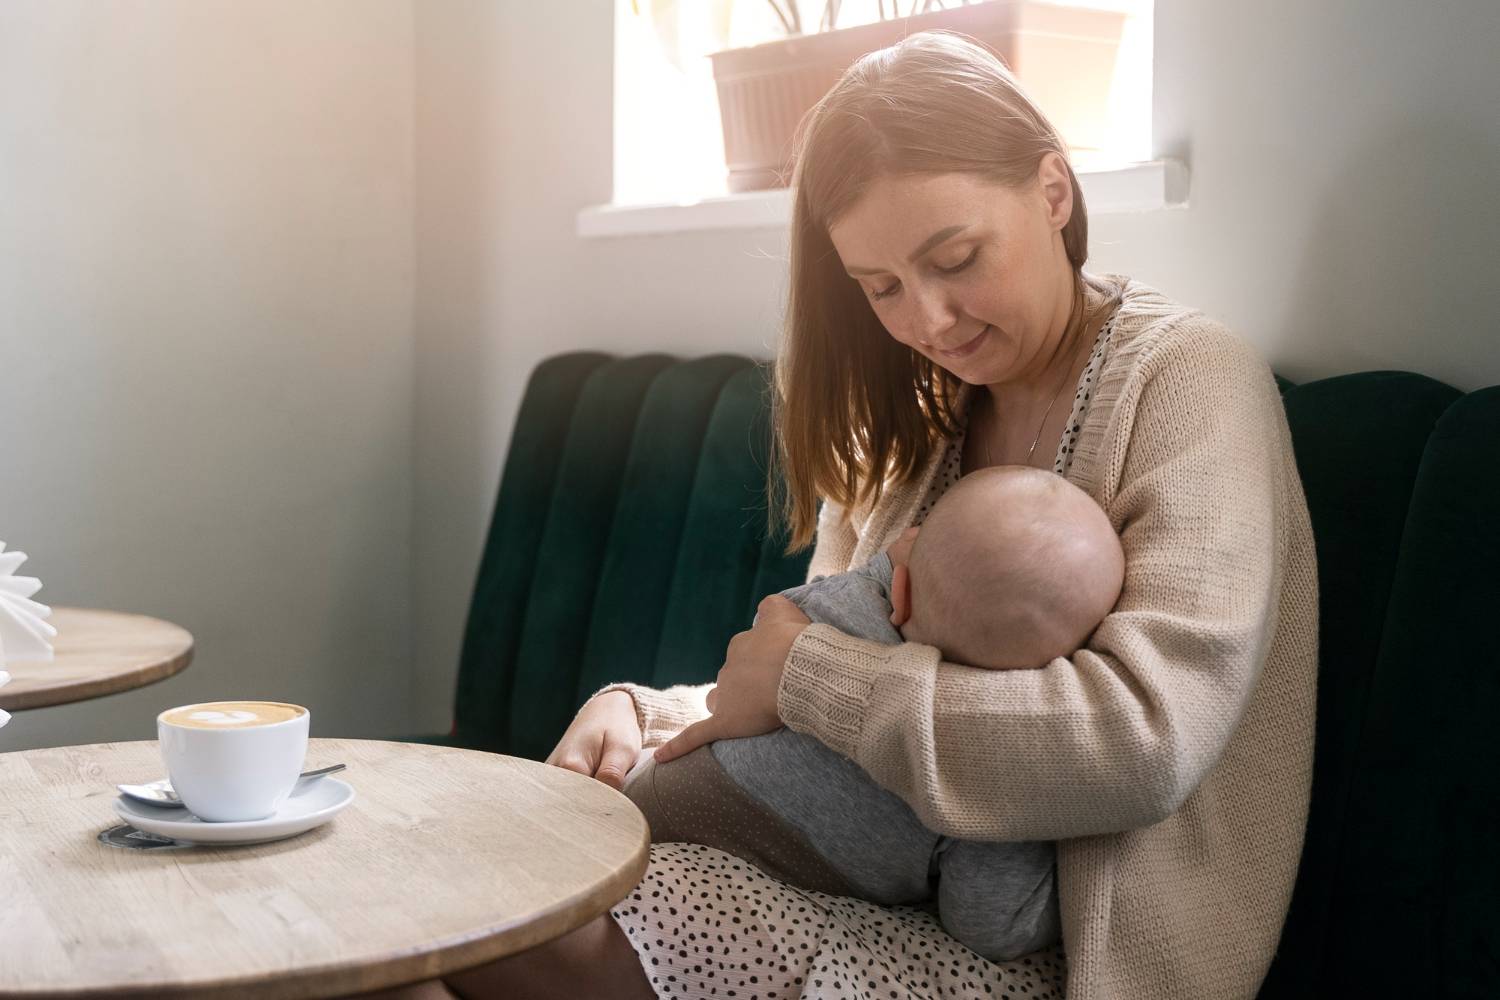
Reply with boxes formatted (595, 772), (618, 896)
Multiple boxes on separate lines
(1036, 150), (1073, 232)
(889, 563), (912, 627)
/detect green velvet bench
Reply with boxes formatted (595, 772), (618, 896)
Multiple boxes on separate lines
(422, 352), (1498, 998)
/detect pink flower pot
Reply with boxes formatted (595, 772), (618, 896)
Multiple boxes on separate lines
(709, 1), (1127, 192)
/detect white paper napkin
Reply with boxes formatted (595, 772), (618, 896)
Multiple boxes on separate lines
(0, 668), (9, 728)
(0, 541), (55, 666)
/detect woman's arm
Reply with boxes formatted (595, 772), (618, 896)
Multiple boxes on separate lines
(778, 322), (1299, 842)
(585, 680), (711, 750)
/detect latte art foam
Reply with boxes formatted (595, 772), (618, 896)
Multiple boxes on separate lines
(160, 701), (305, 730)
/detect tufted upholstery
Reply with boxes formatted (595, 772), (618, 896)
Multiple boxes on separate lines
(1262, 379), (1500, 998)
(445, 354), (811, 760)
(424, 353), (1498, 997)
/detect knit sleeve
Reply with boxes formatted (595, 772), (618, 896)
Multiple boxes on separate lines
(777, 322), (1296, 841)
(584, 680), (712, 750)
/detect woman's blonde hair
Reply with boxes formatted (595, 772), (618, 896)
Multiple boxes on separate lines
(770, 30), (1090, 553)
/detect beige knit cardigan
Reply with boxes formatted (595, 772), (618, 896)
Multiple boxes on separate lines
(595, 275), (1319, 1000)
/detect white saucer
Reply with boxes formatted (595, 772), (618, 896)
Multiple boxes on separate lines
(112, 777), (355, 845)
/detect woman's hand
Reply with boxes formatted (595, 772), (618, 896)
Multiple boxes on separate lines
(544, 689), (642, 791)
(654, 596), (811, 763)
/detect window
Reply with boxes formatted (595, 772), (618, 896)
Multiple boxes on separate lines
(613, 0), (1154, 207)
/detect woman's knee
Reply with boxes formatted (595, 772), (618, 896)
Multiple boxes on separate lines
(347, 981), (456, 1000)
(444, 912), (653, 1000)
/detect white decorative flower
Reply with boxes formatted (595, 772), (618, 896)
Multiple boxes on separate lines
(0, 668), (9, 729)
(0, 540), (55, 666)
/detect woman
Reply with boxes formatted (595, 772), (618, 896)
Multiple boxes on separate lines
(388, 29), (1318, 1000)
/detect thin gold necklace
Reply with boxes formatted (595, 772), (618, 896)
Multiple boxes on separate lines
(978, 294), (1095, 469)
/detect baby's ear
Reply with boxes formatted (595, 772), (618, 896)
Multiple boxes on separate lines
(889, 564), (912, 627)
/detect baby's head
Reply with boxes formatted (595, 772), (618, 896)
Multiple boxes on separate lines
(887, 466), (1124, 669)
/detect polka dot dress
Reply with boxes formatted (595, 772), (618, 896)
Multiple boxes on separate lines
(610, 843), (1067, 999)
(913, 306), (1119, 526)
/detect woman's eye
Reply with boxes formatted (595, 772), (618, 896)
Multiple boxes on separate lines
(938, 248), (980, 274)
(867, 249), (978, 302)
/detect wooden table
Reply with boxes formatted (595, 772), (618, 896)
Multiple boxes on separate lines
(0, 606), (193, 711)
(0, 738), (650, 998)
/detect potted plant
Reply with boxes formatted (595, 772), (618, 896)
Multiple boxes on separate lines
(708, 0), (1128, 192)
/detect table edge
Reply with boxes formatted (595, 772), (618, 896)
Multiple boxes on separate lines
(1, 739), (654, 999)
(0, 608), (194, 711)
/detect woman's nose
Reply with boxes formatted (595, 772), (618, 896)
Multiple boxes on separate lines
(905, 283), (959, 345)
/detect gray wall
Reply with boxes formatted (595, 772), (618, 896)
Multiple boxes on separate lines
(407, 0), (1499, 736)
(1144, 0), (1499, 385)
(1, 1), (415, 750)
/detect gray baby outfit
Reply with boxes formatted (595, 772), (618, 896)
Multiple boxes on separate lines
(625, 551), (1060, 962)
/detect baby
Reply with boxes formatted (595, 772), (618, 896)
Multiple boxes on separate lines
(623, 465), (1126, 962)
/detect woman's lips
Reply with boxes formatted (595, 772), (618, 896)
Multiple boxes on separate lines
(939, 326), (990, 359)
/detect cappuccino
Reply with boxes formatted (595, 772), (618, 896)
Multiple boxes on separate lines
(160, 701), (305, 730)
(157, 700), (311, 821)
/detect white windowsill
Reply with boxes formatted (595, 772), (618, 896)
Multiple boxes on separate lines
(577, 159), (1187, 239)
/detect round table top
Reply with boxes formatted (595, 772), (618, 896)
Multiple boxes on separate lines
(0, 606), (194, 711)
(0, 738), (650, 999)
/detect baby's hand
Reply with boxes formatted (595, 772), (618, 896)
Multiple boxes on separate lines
(753, 594), (813, 627)
(654, 596), (808, 764)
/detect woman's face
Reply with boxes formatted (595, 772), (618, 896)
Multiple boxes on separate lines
(827, 159), (1075, 388)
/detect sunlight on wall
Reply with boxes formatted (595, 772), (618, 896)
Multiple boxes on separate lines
(614, 0), (1153, 205)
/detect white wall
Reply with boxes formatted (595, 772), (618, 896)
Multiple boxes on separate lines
(1133, 0), (1500, 387)
(407, 0), (1500, 736)
(0, 1), (415, 750)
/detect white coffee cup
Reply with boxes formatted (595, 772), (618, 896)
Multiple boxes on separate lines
(156, 700), (310, 821)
